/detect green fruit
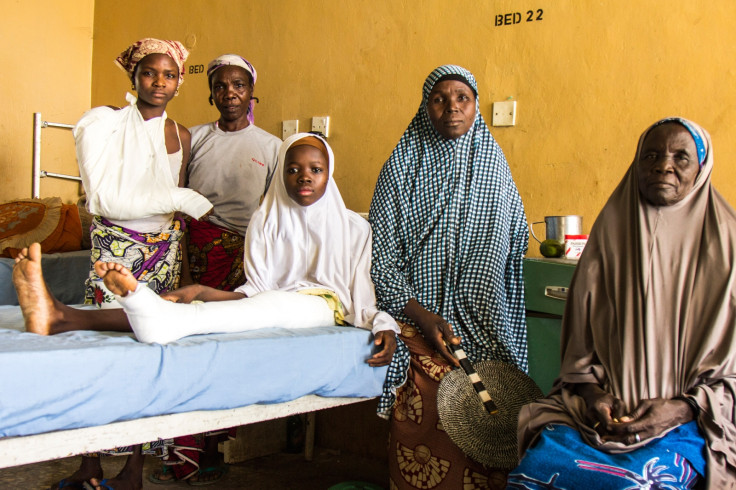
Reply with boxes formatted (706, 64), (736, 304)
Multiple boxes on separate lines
(540, 239), (564, 258)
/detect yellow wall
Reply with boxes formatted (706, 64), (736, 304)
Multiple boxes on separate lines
(1, 0), (94, 203)
(11, 1), (736, 256)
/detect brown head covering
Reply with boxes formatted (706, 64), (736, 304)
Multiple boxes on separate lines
(287, 135), (329, 161)
(115, 38), (189, 87)
(517, 118), (736, 486)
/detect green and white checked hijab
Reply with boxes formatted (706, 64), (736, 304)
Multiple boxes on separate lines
(369, 65), (529, 415)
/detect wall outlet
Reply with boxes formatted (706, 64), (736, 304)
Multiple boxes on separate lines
(311, 116), (330, 137)
(282, 120), (298, 139)
(492, 101), (517, 127)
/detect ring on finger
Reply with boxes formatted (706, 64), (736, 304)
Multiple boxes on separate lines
(592, 421), (600, 429)
(634, 433), (641, 443)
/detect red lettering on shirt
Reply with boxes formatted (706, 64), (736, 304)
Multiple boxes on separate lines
(251, 158), (265, 167)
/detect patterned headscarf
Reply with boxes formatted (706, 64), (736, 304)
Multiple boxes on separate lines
(370, 65), (529, 415)
(652, 117), (709, 167)
(115, 38), (189, 87)
(207, 54), (258, 124)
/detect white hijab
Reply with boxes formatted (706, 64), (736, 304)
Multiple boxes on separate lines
(238, 133), (398, 334)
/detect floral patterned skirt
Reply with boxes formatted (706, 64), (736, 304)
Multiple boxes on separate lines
(84, 216), (184, 306)
(186, 218), (245, 291)
(389, 322), (508, 489)
(508, 422), (705, 489)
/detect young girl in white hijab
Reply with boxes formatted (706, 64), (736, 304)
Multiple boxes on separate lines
(97, 133), (398, 363)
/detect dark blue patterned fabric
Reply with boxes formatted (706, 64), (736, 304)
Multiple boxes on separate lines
(508, 422), (705, 489)
(369, 65), (528, 416)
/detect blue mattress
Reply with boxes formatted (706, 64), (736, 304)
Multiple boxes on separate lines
(0, 306), (387, 438)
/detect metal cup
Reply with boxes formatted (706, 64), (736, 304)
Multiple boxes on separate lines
(529, 215), (583, 244)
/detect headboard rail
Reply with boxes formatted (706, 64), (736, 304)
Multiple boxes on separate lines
(32, 112), (81, 198)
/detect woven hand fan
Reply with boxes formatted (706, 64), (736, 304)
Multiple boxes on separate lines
(437, 343), (544, 469)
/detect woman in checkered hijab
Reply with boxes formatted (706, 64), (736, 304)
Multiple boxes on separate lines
(369, 64), (528, 489)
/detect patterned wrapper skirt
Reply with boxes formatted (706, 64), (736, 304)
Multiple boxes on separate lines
(186, 218), (245, 291)
(389, 322), (509, 490)
(508, 422), (705, 489)
(84, 216), (185, 306)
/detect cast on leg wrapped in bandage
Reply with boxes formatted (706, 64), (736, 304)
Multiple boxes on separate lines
(119, 285), (336, 344)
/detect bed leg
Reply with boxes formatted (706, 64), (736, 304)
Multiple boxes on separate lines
(220, 418), (288, 464)
(304, 412), (316, 461)
(221, 425), (249, 464)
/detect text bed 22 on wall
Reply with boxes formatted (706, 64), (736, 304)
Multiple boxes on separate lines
(495, 9), (544, 26)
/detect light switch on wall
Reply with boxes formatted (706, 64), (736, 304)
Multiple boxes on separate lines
(492, 101), (517, 127)
(311, 116), (330, 137)
(282, 120), (298, 139)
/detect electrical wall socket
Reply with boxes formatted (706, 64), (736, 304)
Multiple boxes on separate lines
(282, 120), (298, 139)
(311, 116), (330, 137)
(492, 101), (517, 127)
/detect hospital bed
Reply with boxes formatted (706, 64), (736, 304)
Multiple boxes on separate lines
(0, 115), (386, 470)
(0, 301), (385, 469)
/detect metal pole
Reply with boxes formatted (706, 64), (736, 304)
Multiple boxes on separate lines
(43, 121), (75, 130)
(32, 113), (42, 198)
(40, 171), (82, 182)
(41, 170), (82, 182)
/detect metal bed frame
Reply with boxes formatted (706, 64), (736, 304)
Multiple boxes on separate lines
(31, 112), (81, 198)
(0, 395), (373, 469)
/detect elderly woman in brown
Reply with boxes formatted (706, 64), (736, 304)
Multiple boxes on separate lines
(509, 118), (736, 489)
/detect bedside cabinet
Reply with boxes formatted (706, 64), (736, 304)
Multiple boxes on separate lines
(524, 258), (577, 394)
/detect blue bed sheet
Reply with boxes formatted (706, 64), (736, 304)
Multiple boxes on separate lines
(0, 306), (387, 438)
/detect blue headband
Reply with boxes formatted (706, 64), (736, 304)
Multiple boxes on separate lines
(654, 118), (707, 167)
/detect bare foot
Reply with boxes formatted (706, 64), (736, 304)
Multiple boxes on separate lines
(95, 261), (137, 297)
(12, 243), (59, 335)
(14, 246), (30, 263)
(148, 466), (178, 483)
